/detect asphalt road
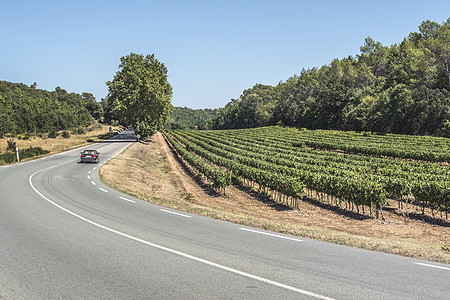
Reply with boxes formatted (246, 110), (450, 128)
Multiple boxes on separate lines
(0, 129), (449, 299)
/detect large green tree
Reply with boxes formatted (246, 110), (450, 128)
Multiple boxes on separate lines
(106, 53), (173, 137)
(211, 18), (450, 136)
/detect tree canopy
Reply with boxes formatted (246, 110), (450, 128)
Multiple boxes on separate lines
(0, 81), (103, 136)
(210, 19), (450, 137)
(106, 53), (173, 137)
(165, 106), (219, 130)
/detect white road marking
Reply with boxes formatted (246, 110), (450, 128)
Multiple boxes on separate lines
(414, 262), (450, 271)
(87, 175), (91, 179)
(240, 228), (303, 242)
(160, 209), (192, 218)
(119, 196), (136, 203)
(99, 188), (108, 193)
(91, 181), (96, 186)
(28, 163), (333, 300)
(88, 170), (91, 174)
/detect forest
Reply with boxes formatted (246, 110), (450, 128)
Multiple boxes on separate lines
(0, 81), (105, 136)
(165, 106), (219, 130)
(210, 19), (450, 137)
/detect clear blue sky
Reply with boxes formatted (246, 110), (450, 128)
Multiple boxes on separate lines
(1, 0), (449, 109)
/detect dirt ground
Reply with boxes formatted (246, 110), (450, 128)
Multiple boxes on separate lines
(100, 132), (450, 264)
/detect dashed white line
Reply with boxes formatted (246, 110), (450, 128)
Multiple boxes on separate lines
(160, 209), (192, 218)
(30, 166), (331, 300)
(119, 196), (136, 203)
(91, 181), (96, 186)
(99, 188), (108, 193)
(87, 175), (91, 179)
(88, 170), (92, 174)
(414, 262), (450, 271)
(240, 228), (303, 242)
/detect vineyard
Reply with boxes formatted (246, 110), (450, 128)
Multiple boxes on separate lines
(162, 127), (450, 221)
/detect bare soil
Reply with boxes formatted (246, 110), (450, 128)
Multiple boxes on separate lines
(100, 132), (450, 264)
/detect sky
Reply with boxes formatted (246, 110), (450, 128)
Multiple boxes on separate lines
(1, 1), (449, 109)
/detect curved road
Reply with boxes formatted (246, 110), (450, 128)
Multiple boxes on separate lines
(0, 130), (449, 299)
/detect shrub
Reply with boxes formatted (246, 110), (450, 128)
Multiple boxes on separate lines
(48, 130), (58, 138)
(6, 139), (16, 152)
(62, 131), (70, 138)
(20, 146), (50, 159)
(0, 152), (16, 163)
(77, 127), (85, 134)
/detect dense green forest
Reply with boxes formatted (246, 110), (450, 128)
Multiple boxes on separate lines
(0, 81), (104, 136)
(210, 19), (450, 137)
(165, 106), (219, 130)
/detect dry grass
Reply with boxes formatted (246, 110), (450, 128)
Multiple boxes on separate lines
(0, 123), (121, 164)
(100, 132), (450, 264)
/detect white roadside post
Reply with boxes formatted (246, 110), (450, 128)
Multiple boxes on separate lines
(15, 147), (19, 162)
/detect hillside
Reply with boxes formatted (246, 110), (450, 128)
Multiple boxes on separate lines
(0, 81), (104, 136)
(210, 19), (450, 137)
(165, 106), (219, 130)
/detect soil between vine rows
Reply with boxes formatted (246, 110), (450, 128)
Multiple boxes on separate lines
(100, 132), (450, 264)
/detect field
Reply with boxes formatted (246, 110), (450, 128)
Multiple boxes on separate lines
(164, 127), (450, 221)
(100, 131), (450, 263)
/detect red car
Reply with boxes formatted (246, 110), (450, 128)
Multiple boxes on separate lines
(80, 150), (100, 163)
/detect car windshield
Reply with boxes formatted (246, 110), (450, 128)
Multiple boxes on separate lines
(83, 150), (97, 154)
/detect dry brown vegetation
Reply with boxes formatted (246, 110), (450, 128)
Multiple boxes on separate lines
(0, 123), (120, 163)
(100, 132), (450, 264)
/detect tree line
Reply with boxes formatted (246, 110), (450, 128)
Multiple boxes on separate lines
(0, 81), (106, 136)
(165, 107), (220, 130)
(209, 19), (450, 137)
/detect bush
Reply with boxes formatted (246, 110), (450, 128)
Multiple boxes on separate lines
(48, 130), (58, 138)
(77, 127), (85, 134)
(62, 131), (70, 138)
(0, 152), (16, 163)
(20, 146), (50, 159)
(6, 139), (16, 152)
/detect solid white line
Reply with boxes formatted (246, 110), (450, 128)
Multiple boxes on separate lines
(240, 228), (303, 242)
(99, 188), (108, 193)
(119, 196), (136, 203)
(160, 209), (192, 218)
(91, 181), (96, 186)
(28, 165), (333, 300)
(414, 262), (450, 271)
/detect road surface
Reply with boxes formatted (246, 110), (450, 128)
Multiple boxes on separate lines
(0, 129), (449, 299)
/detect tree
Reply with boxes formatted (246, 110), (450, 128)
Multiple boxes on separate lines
(106, 53), (173, 137)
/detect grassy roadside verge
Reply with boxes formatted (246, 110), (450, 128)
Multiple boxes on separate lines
(0, 123), (122, 165)
(99, 133), (450, 264)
